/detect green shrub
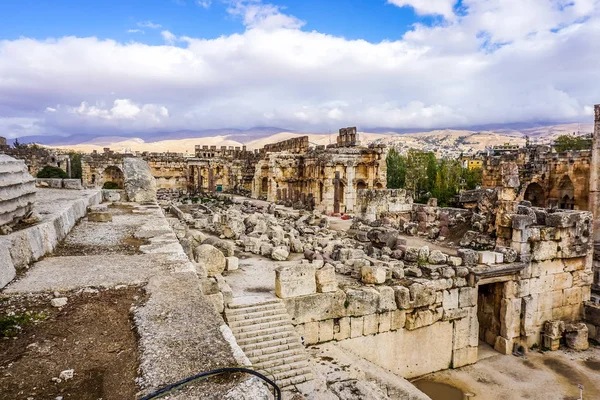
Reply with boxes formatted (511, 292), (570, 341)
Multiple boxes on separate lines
(37, 165), (67, 179)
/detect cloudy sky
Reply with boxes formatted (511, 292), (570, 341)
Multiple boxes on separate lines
(1, 0), (599, 139)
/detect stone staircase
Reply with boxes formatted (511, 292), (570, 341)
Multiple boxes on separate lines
(225, 298), (314, 388)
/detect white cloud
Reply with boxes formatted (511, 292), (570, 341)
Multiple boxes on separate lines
(388, 0), (457, 19)
(161, 30), (178, 45)
(0, 0), (599, 138)
(197, 0), (212, 8)
(137, 21), (162, 29)
(127, 29), (144, 34)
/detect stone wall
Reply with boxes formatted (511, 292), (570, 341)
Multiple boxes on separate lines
(1, 145), (70, 177)
(356, 189), (413, 222)
(0, 155), (36, 229)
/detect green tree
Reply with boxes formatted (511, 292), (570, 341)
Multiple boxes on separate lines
(386, 148), (406, 189)
(553, 135), (592, 152)
(37, 165), (67, 179)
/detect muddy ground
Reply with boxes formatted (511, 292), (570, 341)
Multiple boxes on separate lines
(0, 287), (146, 400)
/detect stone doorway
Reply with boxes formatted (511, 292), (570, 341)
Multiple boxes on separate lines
(477, 282), (504, 348)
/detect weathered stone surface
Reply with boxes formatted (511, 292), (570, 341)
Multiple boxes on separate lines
(457, 248), (478, 266)
(275, 263), (316, 298)
(0, 155), (36, 228)
(225, 256), (239, 271)
(409, 283), (436, 308)
(428, 250), (447, 265)
(193, 244), (226, 277)
(405, 308), (443, 330)
(346, 288), (379, 317)
(565, 322), (589, 350)
(361, 265), (386, 284)
(316, 265), (338, 293)
(88, 211), (112, 222)
(394, 286), (411, 309)
(376, 286), (397, 312)
(122, 158), (157, 203)
(271, 246), (289, 261)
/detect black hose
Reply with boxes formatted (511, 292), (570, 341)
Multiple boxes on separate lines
(139, 367), (281, 400)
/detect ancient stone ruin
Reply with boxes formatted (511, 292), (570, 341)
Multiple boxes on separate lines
(1, 119), (600, 399)
(0, 154), (36, 232)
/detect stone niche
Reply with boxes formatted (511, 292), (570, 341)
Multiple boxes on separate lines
(0, 155), (36, 229)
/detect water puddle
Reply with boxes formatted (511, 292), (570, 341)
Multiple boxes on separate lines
(413, 380), (469, 400)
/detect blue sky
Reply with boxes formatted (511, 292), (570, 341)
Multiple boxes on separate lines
(0, 0), (598, 138)
(1, 0), (443, 43)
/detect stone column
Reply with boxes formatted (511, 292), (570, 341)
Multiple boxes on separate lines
(345, 165), (356, 213)
(333, 171), (341, 214)
(591, 104), (600, 244)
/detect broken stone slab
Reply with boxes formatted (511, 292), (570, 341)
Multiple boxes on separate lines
(316, 264), (338, 293)
(457, 248), (478, 266)
(193, 244), (226, 277)
(565, 322), (589, 350)
(275, 263), (316, 298)
(123, 157), (157, 203)
(271, 246), (290, 261)
(428, 250), (447, 265)
(225, 256), (239, 271)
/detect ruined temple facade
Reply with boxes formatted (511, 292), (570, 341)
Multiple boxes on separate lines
(482, 144), (590, 211)
(251, 132), (387, 214)
(0, 137), (70, 177)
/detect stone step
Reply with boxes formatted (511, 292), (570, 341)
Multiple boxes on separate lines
(277, 372), (314, 388)
(234, 325), (295, 340)
(240, 335), (300, 351)
(253, 353), (307, 370)
(228, 313), (290, 328)
(236, 328), (296, 344)
(272, 367), (313, 383)
(257, 360), (309, 376)
(245, 341), (302, 358)
(225, 303), (286, 316)
(230, 319), (291, 334)
(252, 348), (303, 364)
(227, 298), (282, 310)
(225, 307), (288, 322)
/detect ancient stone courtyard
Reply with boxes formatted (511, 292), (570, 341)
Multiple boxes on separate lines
(1, 117), (600, 400)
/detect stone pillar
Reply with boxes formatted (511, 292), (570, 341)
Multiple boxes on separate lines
(345, 165), (356, 213)
(591, 104), (600, 244)
(333, 171), (341, 214)
(592, 104), (600, 292)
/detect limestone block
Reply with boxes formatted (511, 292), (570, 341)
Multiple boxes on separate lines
(225, 256), (239, 271)
(495, 252), (504, 264)
(428, 250), (447, 265)
(102, 190), (122, 202)
(361, 265), (386, 284)
(520, 295), (536, 337)
(563, 286), (583, 306)
(390, 309), (406, 330)
(478, 251), (496, 265)
(531, 241), (558, 262)
(458, 287), (476, 308)
(500, 298), (522, 339)
(443, 289), (459, 310)
(284, 291), (347, 324)
(404, 246), (419, 262)
(346, 287), (379, 316)
(318, 319), (334, 343)
(409, 283), (437, 308)
(572, 270), (593, 286)
(378, 312), (391, 333)
(304, 321), (319, 345)
(350, 317), (364, 338)
(62, 179), (82, 190)
(565, 323), (589, 350)
(207, 292), (224, 313)
(376, 286), (397, 312)
(443, 308), (468, 321)
(452, 346), (478, 368)
(316, 265), (338, 293)
(553, 272), (573, 290)
(123, 157), (157, 203)
(394, 286), (411, 309)
(334, 317), (351, 341)
(275, 263), (316, 298)
(447, 256), (462, 267)
(405, 308), (443, 330)
(0, 241), (16, 288)
(194, 244), (226, 277)
(494, 336), (513, 355)
(271, 246), (290, 261)
(363, 314), (378, 335)
(260, 242), (274, 256)
(441, 267), (456, 279)
(457, 248), (478, 266)
(0, 155), (36, 227)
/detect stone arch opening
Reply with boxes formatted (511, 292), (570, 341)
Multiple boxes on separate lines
(524, 182), (545, 207)
(558, 175), (575, 210)
(102, 166), (124, 189)
(375, 182), (383, 189)
(356, 180), (367, 191)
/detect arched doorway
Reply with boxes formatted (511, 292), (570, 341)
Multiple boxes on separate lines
(356, 181), (367, 191)
(524, 182), (545, 207)
(558, 175), (575, 210)
(102, 166), (124, 189)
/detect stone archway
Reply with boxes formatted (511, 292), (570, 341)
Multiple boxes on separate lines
(356, 180), (367, 191)
(558, 175), (575, 210)
(524, 182), (545, 207)
(102, 165), (124, 189)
